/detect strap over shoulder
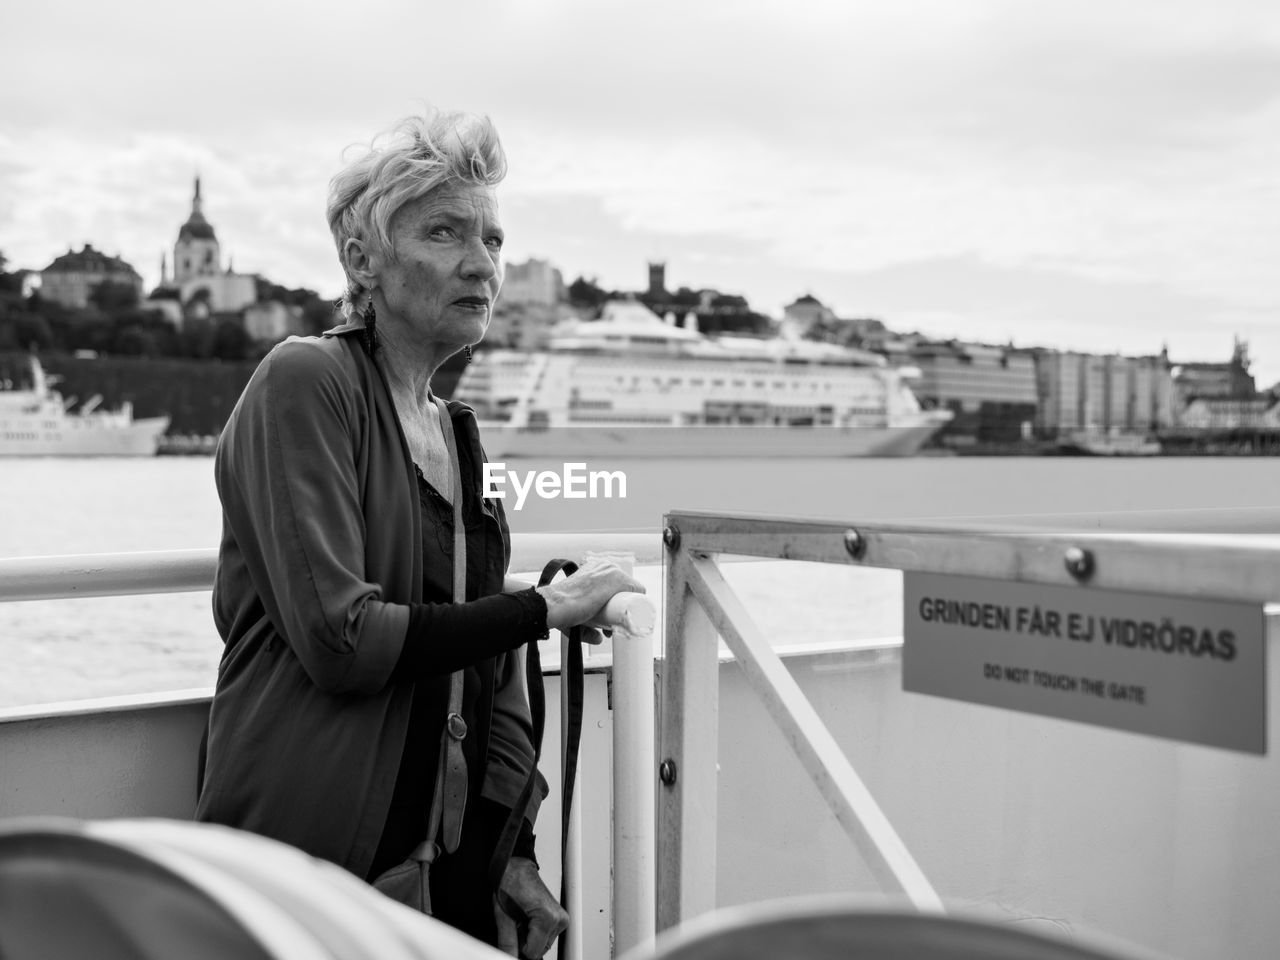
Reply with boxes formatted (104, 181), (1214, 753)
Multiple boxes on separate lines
(432, 395), (469, 856)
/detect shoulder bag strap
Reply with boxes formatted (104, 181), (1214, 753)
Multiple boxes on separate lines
(432, 396), (469, 855)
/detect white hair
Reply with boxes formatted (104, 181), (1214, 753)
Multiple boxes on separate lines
(326, 109), (507, 320)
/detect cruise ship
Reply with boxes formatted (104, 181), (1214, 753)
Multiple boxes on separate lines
(456, 301), (952, 457)
(0, 356), (170, 456)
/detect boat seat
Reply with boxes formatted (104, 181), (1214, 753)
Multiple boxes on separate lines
(0, 817), (506, 960)
(629, 897), (1165, 960)
(0, 819), (1169, 960)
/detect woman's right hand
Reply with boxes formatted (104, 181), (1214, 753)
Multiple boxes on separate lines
(536, 558), (646, 632)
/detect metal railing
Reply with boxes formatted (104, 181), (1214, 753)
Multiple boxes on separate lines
(0, 532), (662, 602)
(652, 510), (1280, 935)
(8, 516), (1280, 957)
(0, 531), (661, 960)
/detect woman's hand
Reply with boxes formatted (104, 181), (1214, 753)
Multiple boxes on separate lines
(535, 558), (646, 632)
(494, 856), (568, 957)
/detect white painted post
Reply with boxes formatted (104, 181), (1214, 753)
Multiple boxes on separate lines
(596, 552), (657, 956)
(656, 545), (720, 933)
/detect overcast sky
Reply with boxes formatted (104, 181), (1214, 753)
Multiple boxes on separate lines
(3, 0), (1278, 386)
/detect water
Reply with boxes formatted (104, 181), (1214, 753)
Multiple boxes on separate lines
(2, 455), (1278, 708)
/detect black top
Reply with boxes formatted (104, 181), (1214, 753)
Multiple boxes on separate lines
(369, 460), (544, 882)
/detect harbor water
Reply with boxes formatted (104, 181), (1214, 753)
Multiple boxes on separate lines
(2, 455), (1279, 708)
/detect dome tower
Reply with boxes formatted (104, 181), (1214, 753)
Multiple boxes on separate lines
(173, 177), (221, 284)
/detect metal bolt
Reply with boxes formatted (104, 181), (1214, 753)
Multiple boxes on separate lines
(659, 759), (678, 786)
(843, 528), (865, 560)
(1064, 546), (1094, 581)
(662, 525), (681, 551)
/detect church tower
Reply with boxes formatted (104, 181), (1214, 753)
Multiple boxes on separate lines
(173, 177), (220, 284)
(168, 176), (257, 314)
(647, 261), (667, 298)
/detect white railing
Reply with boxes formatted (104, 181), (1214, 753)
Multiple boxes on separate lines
(0, 532), (662, 602)
(9, 517), (1280, 957)
(0, 530), (661, 960)
(653, 510), (1280, 934)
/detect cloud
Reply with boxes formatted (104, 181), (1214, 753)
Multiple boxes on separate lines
(502, 90), (1280, 310)
(3, 0), (1280, 383)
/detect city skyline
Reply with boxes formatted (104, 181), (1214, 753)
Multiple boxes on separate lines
(4, 0), (1279, 386)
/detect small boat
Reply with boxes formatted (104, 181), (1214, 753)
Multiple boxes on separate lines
(0, 356), (170, 456)
(1057, 429), (1162, 457)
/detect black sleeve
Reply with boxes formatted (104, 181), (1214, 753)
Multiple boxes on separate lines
(476, 797), (540, 870)
(390, 587), (549, 681)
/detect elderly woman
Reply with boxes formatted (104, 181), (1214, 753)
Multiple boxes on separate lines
(196, 110), (642, 957)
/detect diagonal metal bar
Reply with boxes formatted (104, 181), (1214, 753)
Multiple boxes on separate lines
(685, 553), (945, 912)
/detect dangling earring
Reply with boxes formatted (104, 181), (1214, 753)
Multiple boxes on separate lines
(465, 345), (473, 362)
(362, 292), (378, 354)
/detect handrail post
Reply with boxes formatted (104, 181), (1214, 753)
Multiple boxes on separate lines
(656, 542), (719, 933)
(605, 552), (657, 956)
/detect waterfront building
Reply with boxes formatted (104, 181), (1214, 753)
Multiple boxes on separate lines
(1082, 354), (1110, 431)
(781, 293), (836, 339)
(1129, 357), (1168, 430)
(484, 301), (566, 350)
(1173, 337), (1256, 404)
(906, 340), (1038, 444)
(243, 301), (303, 343)
(501, 257), (565, 307)
(839, 317), (891, 346)
(170, 178), (256, 314)
(143, 254), (185, 325)
(872, 336), (917, 366)
(1180, 397), (1280, 430)
(1035, 351), (1175, 437)
(1037, 350), (1085, 434)
(647, 261), (667, 299)
(14, 269), (41, 299)
(630, 264), (766, 337)
(144, 287), (184, 326)
(39, 245), (144, 309)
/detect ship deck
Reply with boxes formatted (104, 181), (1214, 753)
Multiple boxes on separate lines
(2, 515), (1279, 958)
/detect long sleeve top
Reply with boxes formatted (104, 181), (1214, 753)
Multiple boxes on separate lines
(196, 321), (547, 880)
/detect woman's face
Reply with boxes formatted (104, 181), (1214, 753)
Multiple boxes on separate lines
(376, 182), (504, 352)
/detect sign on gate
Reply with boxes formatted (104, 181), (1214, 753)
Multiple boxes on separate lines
(903, 572), (1267, 754)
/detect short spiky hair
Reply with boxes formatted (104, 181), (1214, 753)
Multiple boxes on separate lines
(326, 110), (507, 319)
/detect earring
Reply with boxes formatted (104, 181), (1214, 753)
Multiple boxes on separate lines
(362, 293), (378, 354)
(465, 345), (473, 362)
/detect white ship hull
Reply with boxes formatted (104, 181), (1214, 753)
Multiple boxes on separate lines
(0, 357), (170, 457)
(1058, 430), (1162, 457)
(0, 415), (171, 457)
(476, 417), (949, 458)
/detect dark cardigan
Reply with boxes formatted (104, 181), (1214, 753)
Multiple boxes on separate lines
(196, 322), (546, 880)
